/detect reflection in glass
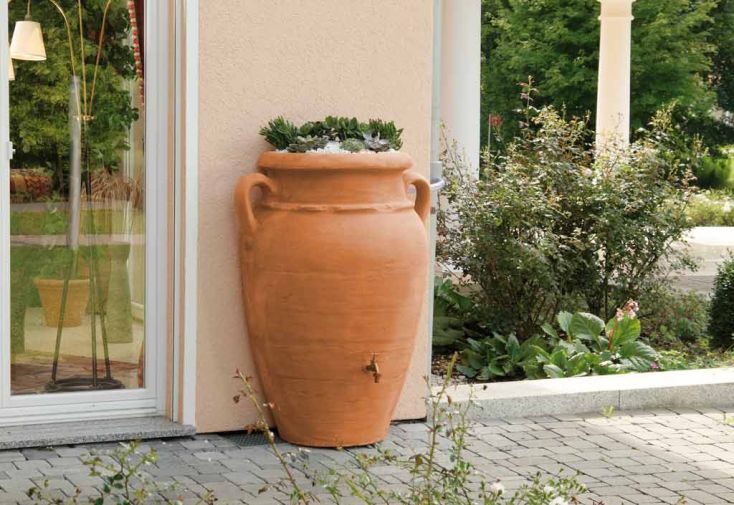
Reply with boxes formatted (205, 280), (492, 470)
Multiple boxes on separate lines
(8, 0), (146, 394)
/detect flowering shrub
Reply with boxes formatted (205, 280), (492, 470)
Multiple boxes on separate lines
(438, 106), (696, 338)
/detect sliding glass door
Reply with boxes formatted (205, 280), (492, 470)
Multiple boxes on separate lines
(0, 0), (168, 423)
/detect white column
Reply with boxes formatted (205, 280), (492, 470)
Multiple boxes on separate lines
(595, 0), (634, 149)
(441, 0), (481, 176)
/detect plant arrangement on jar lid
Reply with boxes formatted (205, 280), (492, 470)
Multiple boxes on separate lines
(259, 116), (403, 153)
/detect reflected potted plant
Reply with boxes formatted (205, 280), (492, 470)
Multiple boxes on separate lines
(33, 247), (90, 328)
(235, 116), (431, 447)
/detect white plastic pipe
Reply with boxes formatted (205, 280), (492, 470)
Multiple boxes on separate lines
(426, 0), (443, 389)
(440, 0), (481, 176)
(595, 0), (635, 150)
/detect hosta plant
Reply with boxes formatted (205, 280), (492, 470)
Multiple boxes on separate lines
(532, 301), (659, 378)
(432, 277), (474, 348)
(457, 333), (545, 380)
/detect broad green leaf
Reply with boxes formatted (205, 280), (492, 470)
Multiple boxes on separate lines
(619, 341), (657, 362)
(541, 322), (559, 339)
(543, 364), (566, 378)
(569, 312), (605, 341)
(557, 311), (573, 333)
(610, 317), (642, 347)
(455, 364), (478, 378)
(506, 334), (521, 357)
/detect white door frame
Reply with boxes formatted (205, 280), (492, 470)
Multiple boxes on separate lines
(0, 0), (170, 426)
(180, 0), (198, 428)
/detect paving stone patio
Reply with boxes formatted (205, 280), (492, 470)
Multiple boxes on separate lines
(2, 408), (734, 504)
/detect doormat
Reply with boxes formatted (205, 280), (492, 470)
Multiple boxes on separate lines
(222, 431), (282, 447)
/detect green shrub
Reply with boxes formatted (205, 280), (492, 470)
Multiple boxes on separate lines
(686, 190), (734, 226)
(438, 106), (695, 338)
(432, 277), (474, 348)
(695, 156), (732, 189)
(709, 257), (734, 349)
(638, 287), (710, 344)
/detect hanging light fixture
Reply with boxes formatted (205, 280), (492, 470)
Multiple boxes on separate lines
(10, 0), (46, 61)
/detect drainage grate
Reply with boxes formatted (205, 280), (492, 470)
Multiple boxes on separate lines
(222, 431), (282, 447)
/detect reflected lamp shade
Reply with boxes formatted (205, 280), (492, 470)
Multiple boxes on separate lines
(10, 20), (46, 61)
(8, 58), (14, 81)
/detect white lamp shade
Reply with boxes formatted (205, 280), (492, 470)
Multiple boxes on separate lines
(8, 58), (14, 81)
(10, 20), (46, 61)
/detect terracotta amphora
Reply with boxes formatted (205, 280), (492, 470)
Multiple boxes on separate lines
(235, 152), (430, 447)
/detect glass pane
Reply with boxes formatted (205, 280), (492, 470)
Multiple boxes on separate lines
(8, 0), (146, 394)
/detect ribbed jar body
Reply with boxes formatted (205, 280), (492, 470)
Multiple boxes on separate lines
(235, 152), (429, 447)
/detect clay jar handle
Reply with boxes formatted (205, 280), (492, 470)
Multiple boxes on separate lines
(403, 170), (431, 223)
(234, 173), (278, 236)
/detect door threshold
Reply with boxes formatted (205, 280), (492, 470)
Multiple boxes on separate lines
(0, 416), (195, 450)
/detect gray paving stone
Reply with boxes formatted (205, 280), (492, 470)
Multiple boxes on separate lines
(0, 409), (728, 502)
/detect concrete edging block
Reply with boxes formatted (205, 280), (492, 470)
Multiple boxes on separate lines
(437, 368), (734, 420)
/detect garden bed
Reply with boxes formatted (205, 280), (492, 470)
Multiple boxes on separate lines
(432, 105), (734, 388)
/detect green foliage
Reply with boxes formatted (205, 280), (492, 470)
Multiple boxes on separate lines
(438, 106), (695, 338)
(364, 119), (404, 150)
(27, 440), (215, 505)
(709, 257), (734, 349)
(286, 135), (329, 153)
(457, 334), (543, 380)
(687, 190), (734, 226)
(481, 0), (732, 152)
(711, 0), (734, 111)
(528, 307), (658, 379)
(638, 287), (710, 344)
(340, 138), (366, 153)
(9, 0), (138, 183)
(432, 277), (473, 348)
(260, 116), (404, 152)
(695, 156), (733, 189)
(299, 116), (363, 141)
(362, 131), (392, 152)
(657, 347), (734, 370)
(259, 116), (299, 150)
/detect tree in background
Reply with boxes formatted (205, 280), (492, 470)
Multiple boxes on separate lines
(482, 0), (734, 154)
(9, 0), (138, 191)
(711, 0), (734, 112)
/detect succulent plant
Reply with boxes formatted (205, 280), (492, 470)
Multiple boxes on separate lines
(260, 117), (299, 150)
(286, 135), (329, 153)
(261, 116), (403, 152)
(300, 116), (363, 141)
(362, 131), (392, 152)
(341, 139), (366, 153)
(365, 119), (403, 150)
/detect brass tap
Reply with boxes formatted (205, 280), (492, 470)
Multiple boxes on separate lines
(364, 354), (381, 383)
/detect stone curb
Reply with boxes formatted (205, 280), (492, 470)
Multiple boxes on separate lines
(437, 368), (734, 420)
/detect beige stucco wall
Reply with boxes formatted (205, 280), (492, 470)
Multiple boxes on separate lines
(196, 0), (434, 432)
